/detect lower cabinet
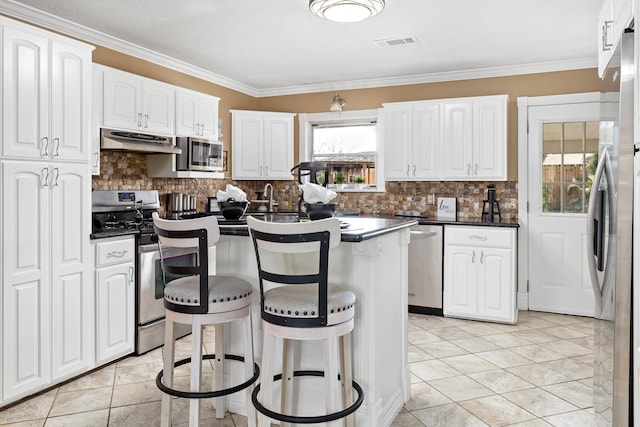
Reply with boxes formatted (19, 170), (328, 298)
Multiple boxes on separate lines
(93, 236), (135, 365)
(443, 225), (517, 324)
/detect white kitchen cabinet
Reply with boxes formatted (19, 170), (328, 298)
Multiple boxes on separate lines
(91, 65), (104, 175)
(2, 160), (92, 402)
(2, 21), (92, 161)
(384, 102), (440, 180)
(175, 88), (220, 138)
(598, 0), (633, 77)
(103, 68), (175, 135)
(231, 110), (295, 180)
(94, 237), (135, 365)
(443, 225), (517, 324)
(442, 96), (507, 180)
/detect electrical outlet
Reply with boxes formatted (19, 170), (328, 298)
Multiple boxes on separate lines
(427, 194), (434, 205)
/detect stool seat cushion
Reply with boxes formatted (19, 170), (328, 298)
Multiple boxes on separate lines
(263, 284), (355, 326)
(165, 275), (253, 312)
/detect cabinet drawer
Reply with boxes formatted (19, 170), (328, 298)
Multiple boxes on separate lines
(96, 237), (135, 267)
(445, 226), (514, 248)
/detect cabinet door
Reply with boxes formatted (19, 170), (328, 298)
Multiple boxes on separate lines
(2, 161), (51, 399)
(442, 102), (472, 179)
(413, 103), (440, 179)
(598, 0), (614, 77)
(384, 106), (412, 180)
(2, 25), (49, 159)
(477, 247), (514, 323)
(198, 95), (219, 139)
(472, 99), (506, 180)
(96, 262), (135, 364)
(142, 81), (174, 135)
(50, 41), (91, 162)
(103, 71), (142, 130)
(232, 113), (262, 179)
(91, 66), (103, 175)
(443, 245), (477, 317)
(175, 89), (200, 136)
(263, 114), (293, 179)
(50, 164), (92, 380)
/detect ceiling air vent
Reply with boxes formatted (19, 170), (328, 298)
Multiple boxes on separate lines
(374, 37), (418, 47)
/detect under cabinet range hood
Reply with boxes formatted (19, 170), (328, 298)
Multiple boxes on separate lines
(100, 128), (182, 154)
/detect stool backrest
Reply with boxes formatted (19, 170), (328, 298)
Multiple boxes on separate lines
(247, 216), (341, 327)
(152, 212), (220, 314)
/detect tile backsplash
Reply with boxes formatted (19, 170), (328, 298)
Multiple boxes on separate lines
(93, 152), (518, 220)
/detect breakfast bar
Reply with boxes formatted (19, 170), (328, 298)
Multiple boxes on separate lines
(215, 216), (417, 426)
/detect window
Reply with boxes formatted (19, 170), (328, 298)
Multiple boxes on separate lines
(299, 109), (384, 191)
(541, 121), (599, 213)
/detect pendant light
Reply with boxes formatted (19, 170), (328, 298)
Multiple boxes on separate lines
(329, 94), (346, 112)
(309, 0), (385, 23)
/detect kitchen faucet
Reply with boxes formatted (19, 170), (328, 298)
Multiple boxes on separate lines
(263, 183), (278, 212)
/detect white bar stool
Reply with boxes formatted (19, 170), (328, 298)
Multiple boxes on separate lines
(152, 213), (259, 427)
(247, 216), (363, 426)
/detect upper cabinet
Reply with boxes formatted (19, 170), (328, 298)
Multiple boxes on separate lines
(231, 110), (295, 180)
(598, 0), (633, 77)
(384, 102), (440, 180)
(2, 22), (92, 162)
(175, 88), (219, 138)
(103, 69), (175, 135)
(384, 95), (507, 181)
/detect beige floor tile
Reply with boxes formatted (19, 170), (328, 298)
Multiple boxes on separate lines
(505, 420), (553, 427)
(111, 380), (163, 407)
(108, 401), (161, 426)
(440, 354), (499, 374)
(457, 323), (504, 337)
(428, 375), (494, 402)
(410, 316), (452, 330)
(544, 326), (590, 340)
(408, 329), (442, 345)
(476, 349), (531, 368)
(412, 403), (489, 427)
(0, 389), (57, 424)
(566, 336), (594, 350)
(515, 317), (558, 330)
(390, 412), (426, 426)
(539, 358), (593, 381)
(506, 364), (570, 387)
(173, 412), (235, 427)
(460, 395), (536, 426)
(0, 420), (45, 427)
(58, 365), (116, 393)
(539, 341), (592, 357)
(430, 327), (475, 341)
(571, 354), (594, 365)
(511, 329), (558, 344)
(542, 381), (594, 409)
(502, 388), (578, 418)
(408, 345), (434, 363)
(416, 341), (468, 358)
(482, 333), (533, 349)
(564, 322), (596, 335)
(509, 345), (566, 363)
(468, 369), (535, 394)
(543, 409), (597, 426)
(114, 362), (165, 385)
(48, 387), (112, 417)
(536, 313), (590, 326)
(410, 372), (423, 384)
(43, 409), (109, 427)
(450, 337), (501, 353)
(116, 348), (163, 367)
(410, 360), (461, 382)
(404, 382), (452, 411)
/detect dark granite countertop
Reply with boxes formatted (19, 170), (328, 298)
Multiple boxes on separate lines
(394, 214), (520, 228)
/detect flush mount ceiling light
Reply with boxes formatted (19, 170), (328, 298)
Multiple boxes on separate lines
(330, 94), (346, 111)
(309, 0), (385, 23)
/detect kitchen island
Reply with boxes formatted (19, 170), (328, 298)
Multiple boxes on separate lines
(215, 216), (417, 426)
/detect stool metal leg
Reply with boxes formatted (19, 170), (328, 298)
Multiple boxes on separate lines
(243, 313), (257, 427)
(161, 315), (176, 427)
(189, 316), (203, 427)
(341, 332), (354, 427)
(214, 323), (225, 419)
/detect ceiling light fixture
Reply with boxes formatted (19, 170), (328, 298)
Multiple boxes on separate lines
(309, 0), (385, 23)
(330, 94), (346, 112)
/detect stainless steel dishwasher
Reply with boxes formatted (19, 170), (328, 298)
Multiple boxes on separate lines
(408, 224), (443, 314)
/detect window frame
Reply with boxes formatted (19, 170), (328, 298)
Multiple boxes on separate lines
(298, 109), (385, 192)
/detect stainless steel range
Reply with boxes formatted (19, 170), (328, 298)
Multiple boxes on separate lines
(91, 190), (190, 355)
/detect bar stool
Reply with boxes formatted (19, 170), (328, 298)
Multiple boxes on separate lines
(247, 216), (363, 426)
(152, 213), (259, 427)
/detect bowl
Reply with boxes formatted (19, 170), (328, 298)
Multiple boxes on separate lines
(305, 202), (337, 221)
(219, 199), (249, 220)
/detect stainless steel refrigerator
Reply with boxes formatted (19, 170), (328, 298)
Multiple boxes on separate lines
(587, 29), (634, 427)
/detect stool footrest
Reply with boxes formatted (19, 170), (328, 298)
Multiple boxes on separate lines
(251, 370), (364, 424)
(156, 354), (260, 399)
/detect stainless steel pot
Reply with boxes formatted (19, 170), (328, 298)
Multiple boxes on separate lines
(168, 192), (183, 213)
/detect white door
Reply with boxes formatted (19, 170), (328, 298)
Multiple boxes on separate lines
(527, 102), (600, 316)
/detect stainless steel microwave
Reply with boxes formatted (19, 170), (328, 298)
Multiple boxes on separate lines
(175, 137), (223, 172)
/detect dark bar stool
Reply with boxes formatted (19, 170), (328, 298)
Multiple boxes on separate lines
(247, 216), (363, 426)
(152, 213), (259, 427)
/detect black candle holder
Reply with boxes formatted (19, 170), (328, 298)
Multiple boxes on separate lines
(482, 185), (501, 222)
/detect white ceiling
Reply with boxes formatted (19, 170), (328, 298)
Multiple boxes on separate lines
(1, 0), (602, 97)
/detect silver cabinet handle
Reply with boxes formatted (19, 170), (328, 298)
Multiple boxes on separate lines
(470, 235), (488, 241)
(93, 152), (99, 168)
(413, 164), (416, 176)
(107, 250), (127, 258)
(41, 168), (49, 188)
(259, 166), (263, 176)
(472, 250), (476, 264)
(200, 124), (205, 135)
(41, 137), (49, 158)
(53, 137), (60, 157)
(480, 251), (484, 264)
(410, 231), (437, 236)
(466, 163), (471, 175)
(406, 165), (410, 176)
(603, 20), (613, 51)
(474, 163), (478, 175)
(265, 165), (268, 176)
(128, 266), (134, 283)
(52, 168), (59, 187)
(138, 113), (142, 127)
(408, 292), (416, 297)
(144, 114), (149, 128)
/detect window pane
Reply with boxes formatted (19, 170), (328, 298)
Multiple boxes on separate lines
(543, 183), (562, 213)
